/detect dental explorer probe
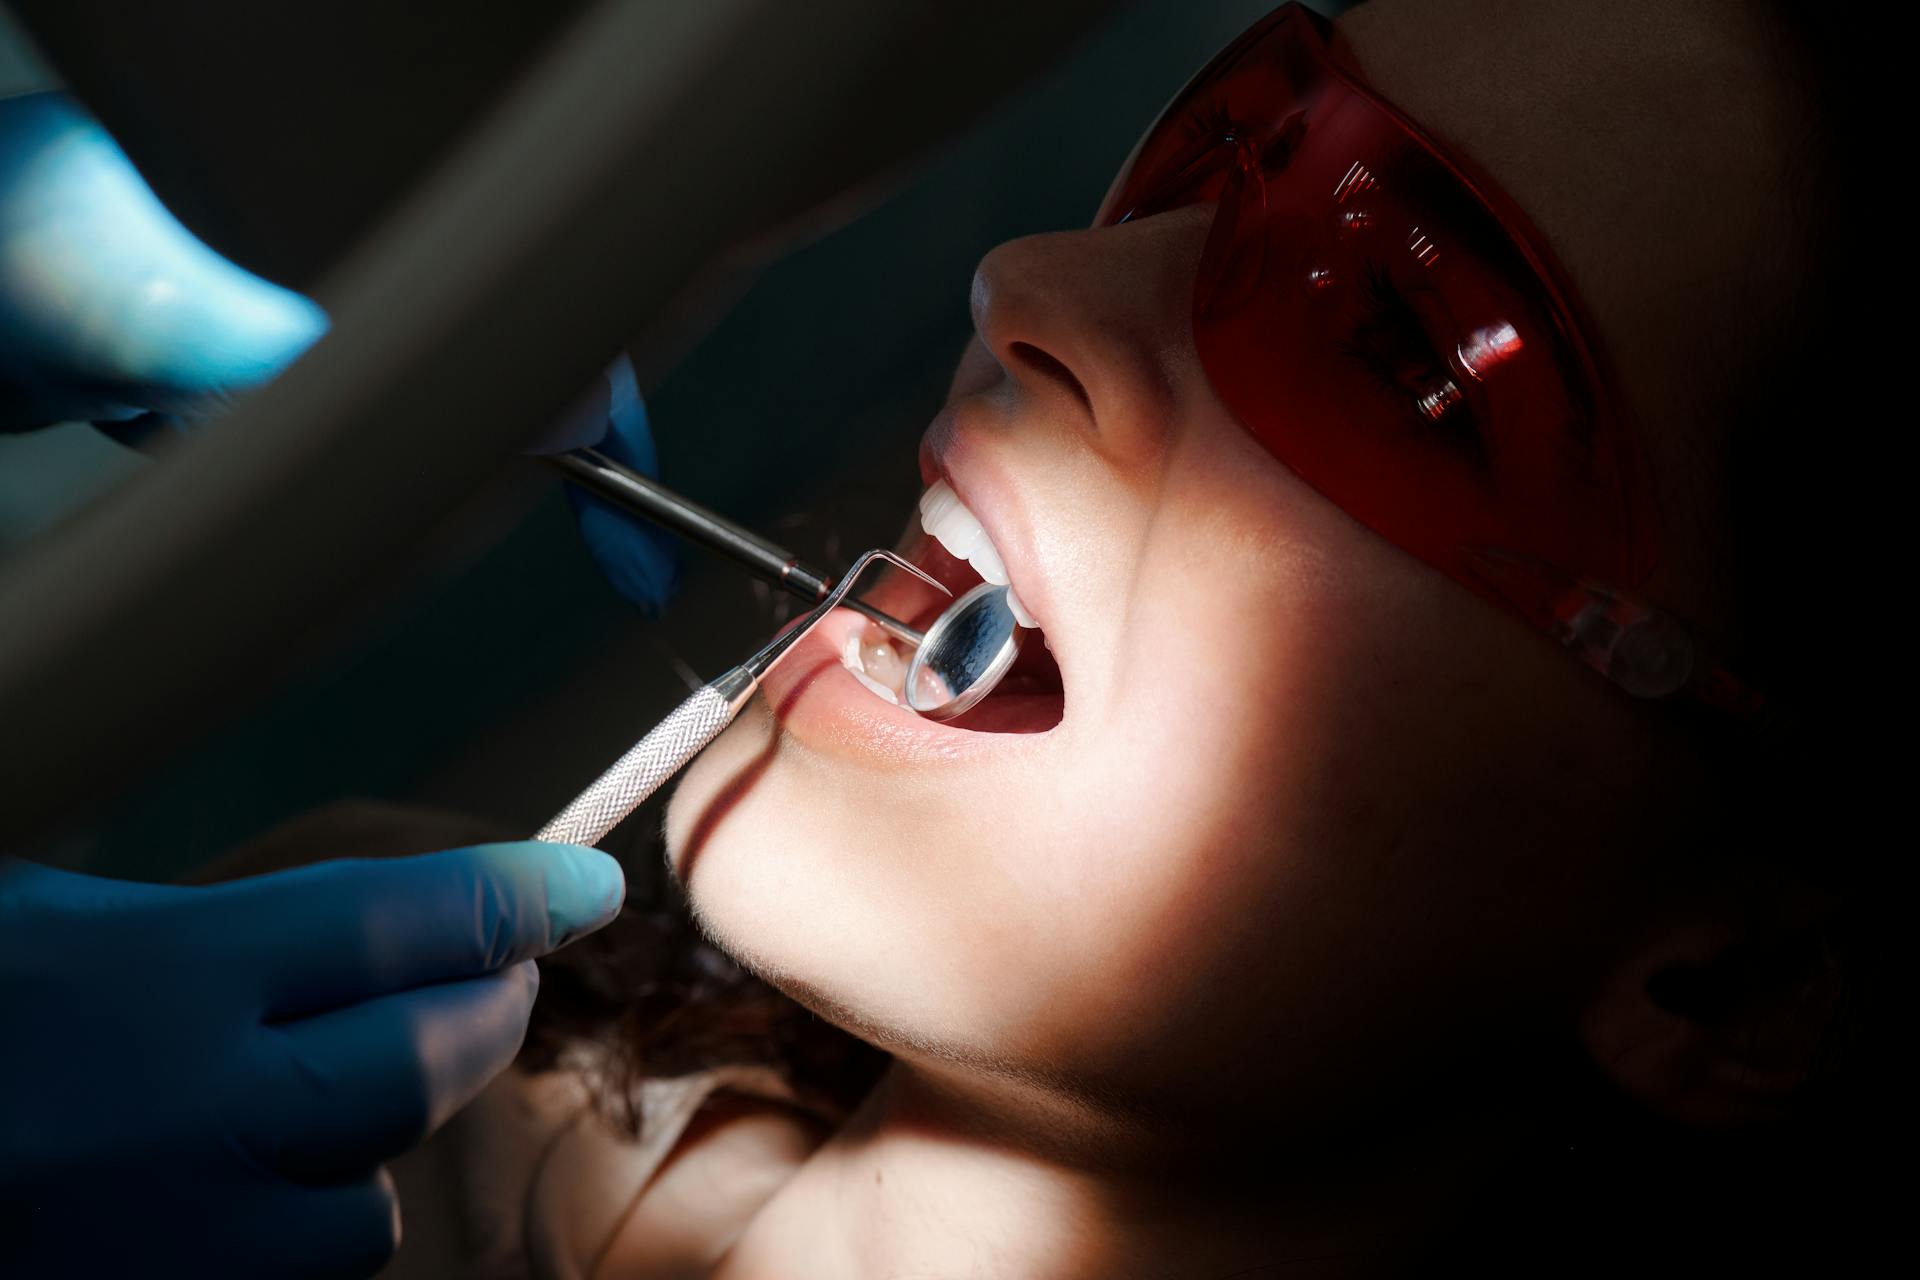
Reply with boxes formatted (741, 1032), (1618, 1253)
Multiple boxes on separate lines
(550, 448), (923, 649)
(537, 548), (946, 846)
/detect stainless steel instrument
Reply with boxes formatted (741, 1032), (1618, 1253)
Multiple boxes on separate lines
(537, 547), (943, 845)
(550, 447), (923, 647)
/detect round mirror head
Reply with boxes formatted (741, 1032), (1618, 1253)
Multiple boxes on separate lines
(905, 582), (1023, 720)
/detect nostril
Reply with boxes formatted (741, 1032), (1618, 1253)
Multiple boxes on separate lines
(1008, 341), (1093, 414)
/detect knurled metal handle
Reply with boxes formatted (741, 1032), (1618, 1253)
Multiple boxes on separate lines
(536, 676), (744, 846)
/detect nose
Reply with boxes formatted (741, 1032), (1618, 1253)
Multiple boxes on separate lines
(960, 205), (1213, 465)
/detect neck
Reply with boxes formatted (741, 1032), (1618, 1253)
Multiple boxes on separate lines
(713, 1059), (1502, 1278)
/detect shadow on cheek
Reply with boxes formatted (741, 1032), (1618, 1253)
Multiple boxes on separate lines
(675, 653), (837, 883)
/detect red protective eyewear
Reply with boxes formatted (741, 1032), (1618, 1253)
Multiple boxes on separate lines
(1098, 3), (1763, 717)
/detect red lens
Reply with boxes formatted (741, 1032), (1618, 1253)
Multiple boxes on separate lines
(1099, 4), (1654, 608)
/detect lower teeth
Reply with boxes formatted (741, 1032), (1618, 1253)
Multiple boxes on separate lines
(842, 630), (908, 704)
(849, 668), (898, 704)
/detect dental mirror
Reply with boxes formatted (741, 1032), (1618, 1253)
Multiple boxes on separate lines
(905, 582), (1024, 720)
(548, 450), (1028, 721)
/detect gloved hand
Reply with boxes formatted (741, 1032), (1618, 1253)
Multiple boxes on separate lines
(0, 91), (327, 439)
(0, 842), (623, 1278)
(557, 354), (679, 615)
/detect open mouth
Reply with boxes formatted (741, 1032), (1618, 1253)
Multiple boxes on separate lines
(839, 481), (1065, 735)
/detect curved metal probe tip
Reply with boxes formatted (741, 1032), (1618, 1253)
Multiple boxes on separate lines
(743, 549), (945, 681)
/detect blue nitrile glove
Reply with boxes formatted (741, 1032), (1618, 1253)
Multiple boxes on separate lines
(555, 354), (679, 615)
(0, 842), (624, 1278)
(0, 92), (327, 439)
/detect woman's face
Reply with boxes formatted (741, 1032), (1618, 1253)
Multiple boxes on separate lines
(664, 0), (1799, 1125)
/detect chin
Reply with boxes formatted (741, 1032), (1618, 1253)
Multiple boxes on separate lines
(662, 680), (1063, 1056)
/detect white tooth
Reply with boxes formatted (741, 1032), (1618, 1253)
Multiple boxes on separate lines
(842, 631), (899, 704)
(917, 483), (956, 521)
(850, 667), (900, 705)
(968, 539), (1009, 586)
(1005, 585), (1037, 629)
(919, 484), (967, 539)
(916, 484), (951, 532)
(918, 481), (1024, 604)
(934, 522), (984, 562)
(926, 497), (986, 561)
(861, 636), (908, 694)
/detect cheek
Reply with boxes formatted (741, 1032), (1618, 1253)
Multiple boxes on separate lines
(998, 468), (1417, 1061)
(1011, 435), (1630, 1099)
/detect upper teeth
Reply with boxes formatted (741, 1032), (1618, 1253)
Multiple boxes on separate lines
(917, 481), (1037, 628)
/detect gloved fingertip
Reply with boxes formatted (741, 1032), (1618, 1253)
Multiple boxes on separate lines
(527, 842), (624, 947)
